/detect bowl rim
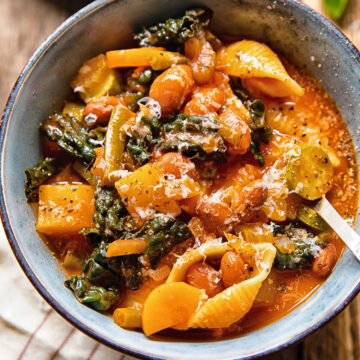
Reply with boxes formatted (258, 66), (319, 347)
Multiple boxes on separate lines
(1, 0), (360, 359)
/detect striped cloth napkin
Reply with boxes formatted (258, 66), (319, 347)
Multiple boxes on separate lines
(0, 224), (136, 360)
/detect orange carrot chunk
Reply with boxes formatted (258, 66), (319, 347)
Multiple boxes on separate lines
(142, 282), (206, 335)
(106, 239), (148, 257)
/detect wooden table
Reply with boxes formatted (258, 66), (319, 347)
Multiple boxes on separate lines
(0, 0), (359, 359)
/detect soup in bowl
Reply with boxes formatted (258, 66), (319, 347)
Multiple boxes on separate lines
(1, 0), (360, 359)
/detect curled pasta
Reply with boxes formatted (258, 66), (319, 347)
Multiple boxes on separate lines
(166, 240), (276, 329)
(216, 40), (304, 97)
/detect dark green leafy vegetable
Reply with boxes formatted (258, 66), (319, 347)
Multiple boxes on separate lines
(65, 242), (120, 311)
(65, 274), (119, 311)
(250, 126), (273, 166)
(72, 160), (98, 187)
(273, 223), (327, 270)
(161, 113), (227, 162)
(133, 214), (192, 268)
(97, 214), (191, 288)
(134, 8), (212, 50)
(127, 115), (161, 165)
(229, 77), (249, 101)
(107, 254), (143, 290)
(41, 113), (102, 164)
(24, 158), (59, 202)
(82, 186), (136, 242)
(82, 242), (115, 285)
(249, 100), (266, 128)
(323, 0), (349, 20)
(248, 99), (272, 166)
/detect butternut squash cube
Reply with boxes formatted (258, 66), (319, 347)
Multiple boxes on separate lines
(115, 163), (181, 225)
(37, 184), (95, 235)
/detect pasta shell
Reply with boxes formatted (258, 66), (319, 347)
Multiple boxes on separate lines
(166, 240), (230, 283)
(216, 40), (304, 97)
(166, 240), (276, 329)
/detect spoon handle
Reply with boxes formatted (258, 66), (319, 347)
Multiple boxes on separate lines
(314, 197), (360, 262)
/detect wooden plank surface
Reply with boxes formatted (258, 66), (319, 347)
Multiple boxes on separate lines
(0, 0), (359, 359)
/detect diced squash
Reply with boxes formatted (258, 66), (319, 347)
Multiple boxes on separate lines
(142, 282), (207, 335)
(164, 177), (201, 200)
(62, 102), (85, 122)
(106, 239), (147, 257)
(237, 223), (274, 243)
(114, 308), (142, 329)
(70, 54), (121, 103)
(106, 48), (188, 70)
(115, 163), (181, 225)
(37, 184), (95, 235)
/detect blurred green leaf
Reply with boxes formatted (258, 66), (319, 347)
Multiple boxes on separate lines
(323, 0), (349, 21)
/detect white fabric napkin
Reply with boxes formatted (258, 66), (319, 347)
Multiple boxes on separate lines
(0, 223), (137, 360)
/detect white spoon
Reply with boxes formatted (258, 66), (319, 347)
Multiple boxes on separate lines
(314, 197), (360, 262)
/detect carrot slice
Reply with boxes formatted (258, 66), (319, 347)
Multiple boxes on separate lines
(142, 282), (207, 336)
(106, 239), (147, 257)
(106, 48), (188, 70)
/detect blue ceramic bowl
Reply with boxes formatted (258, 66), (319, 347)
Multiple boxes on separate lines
(1, 0), (360, 359)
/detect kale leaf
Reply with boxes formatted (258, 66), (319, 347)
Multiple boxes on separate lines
(127, 115), (161, 165)
(65, 242), (121, 311)
(65, 274), (119, 311)
(24, 158), (59, 202)
(134, 214), (192, 268)
(82, 186), (136, 243)
(106, 214), (192, 288)
(248, 100), (272, 166)
(40, 113), (103, 164)
(134, 8), (212, 50)
(161, 113), (227, 162)
(107, 254), (143, 290)
(229, 77), (250, 101)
